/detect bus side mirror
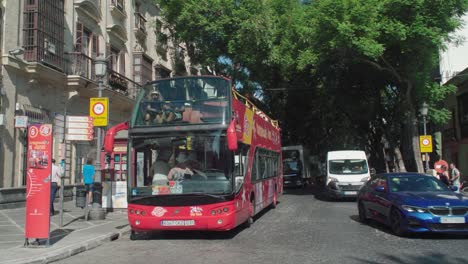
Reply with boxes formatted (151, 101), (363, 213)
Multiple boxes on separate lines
(227, 119), (238, 151)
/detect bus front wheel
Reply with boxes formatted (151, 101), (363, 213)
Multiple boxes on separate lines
(244, 196), (255, 228)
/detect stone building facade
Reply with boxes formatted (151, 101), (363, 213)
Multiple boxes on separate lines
(0, 0), (191, 201)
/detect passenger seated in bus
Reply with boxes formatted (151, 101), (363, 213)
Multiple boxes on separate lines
(150, 150), (171, 186)
(167, 152), (205, 181)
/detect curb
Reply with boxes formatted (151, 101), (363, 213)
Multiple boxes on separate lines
(2, 226), (131, 264)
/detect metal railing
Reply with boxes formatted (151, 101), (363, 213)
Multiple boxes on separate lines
(108, 69), (142, 99)
(65, 53), (141, 99)
(65, 52), (95, 80)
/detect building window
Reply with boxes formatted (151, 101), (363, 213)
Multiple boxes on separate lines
(154, 65), (171, 79)
(109, 46), (125, 75)
(133, 53), (153, 85)
(72, 22), (99, 79)
(23, 0), (65, 71)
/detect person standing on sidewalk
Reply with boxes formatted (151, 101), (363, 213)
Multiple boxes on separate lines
(82, 158), (95, 206)
(50, 159), (62, 216)
(450, 162), (461, 192)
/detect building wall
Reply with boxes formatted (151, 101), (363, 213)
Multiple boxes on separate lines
(0, 0), (188, 191)
(440, 14), (468, 85)
(440, 14), (468, 181)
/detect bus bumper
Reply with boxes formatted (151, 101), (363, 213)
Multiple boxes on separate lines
(128, 204), (239, 232)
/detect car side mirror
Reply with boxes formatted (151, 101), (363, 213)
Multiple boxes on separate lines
(449, 185), (458, 192)
(375, 186), (386, 192)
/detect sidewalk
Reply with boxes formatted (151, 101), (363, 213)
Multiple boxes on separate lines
(0, 200), (130, 264)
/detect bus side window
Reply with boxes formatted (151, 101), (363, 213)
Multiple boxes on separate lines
(234, 143), (249, 192)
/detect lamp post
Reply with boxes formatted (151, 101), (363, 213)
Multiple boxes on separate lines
(94, 56), (107, 183)
(419, 102), (429, 171)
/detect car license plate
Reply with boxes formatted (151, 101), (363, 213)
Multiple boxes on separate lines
(440, 217), (465, 224)
(344, 191), (357, 195)
(161, 220), (195, 226)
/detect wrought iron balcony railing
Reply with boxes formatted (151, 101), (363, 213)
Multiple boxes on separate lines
(65, 53), (141, 99)
(65, 52), (95, 80)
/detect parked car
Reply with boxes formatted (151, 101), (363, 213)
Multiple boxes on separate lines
(357, 172), (468, 236)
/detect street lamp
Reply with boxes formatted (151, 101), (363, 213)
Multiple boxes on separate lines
(419, 102), (429, 171)
(94, 56), (107, 184)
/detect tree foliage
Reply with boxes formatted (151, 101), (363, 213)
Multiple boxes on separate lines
(154, 0), (468, 172)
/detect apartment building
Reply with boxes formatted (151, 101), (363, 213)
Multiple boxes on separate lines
(0, 0), (192, 196)
(439, 14), (468, 177)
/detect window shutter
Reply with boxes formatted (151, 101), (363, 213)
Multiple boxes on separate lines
(92, 35), (98, 58)
(120, 52), (126, 75)
(75, 22), (83, 52)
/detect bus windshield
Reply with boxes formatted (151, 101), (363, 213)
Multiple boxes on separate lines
(131, 132), (232, 197)
(133, 76), (231, 126)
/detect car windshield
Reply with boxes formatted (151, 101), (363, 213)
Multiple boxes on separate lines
(389, 175), (450, 192)
(329, 159), (368, 175)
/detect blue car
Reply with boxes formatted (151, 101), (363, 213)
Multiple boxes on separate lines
(357, 172), (468, 236)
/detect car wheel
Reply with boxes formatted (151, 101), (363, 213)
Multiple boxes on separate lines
(390, 208), (406, 237)
(358, 201), (368, 223)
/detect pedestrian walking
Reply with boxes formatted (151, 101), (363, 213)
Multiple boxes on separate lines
(50, 159), (61, 216)
(439, 165), (450, 186)
(450, 162), (461, 192)
(82, 158), (95, 206)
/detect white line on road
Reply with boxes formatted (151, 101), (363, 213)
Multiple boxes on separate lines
(0, 211), (24, 233)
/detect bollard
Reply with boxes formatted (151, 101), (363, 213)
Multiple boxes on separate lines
(75, 185), (87, 208)
(89, 182), (105, 220)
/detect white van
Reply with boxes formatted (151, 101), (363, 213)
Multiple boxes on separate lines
(325, 150), (370, 198)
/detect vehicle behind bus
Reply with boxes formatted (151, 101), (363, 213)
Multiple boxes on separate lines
(282, 145), (310, 188)
(325, 150), (370, 199)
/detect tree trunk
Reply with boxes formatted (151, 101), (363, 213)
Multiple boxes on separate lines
(393, 146), (406, 172)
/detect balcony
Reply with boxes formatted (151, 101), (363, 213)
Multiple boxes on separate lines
(110, 0), (126, 19)
(108, 70), (141, 99)
(134, 12), (147, 38)
(65, 53), (141, 99)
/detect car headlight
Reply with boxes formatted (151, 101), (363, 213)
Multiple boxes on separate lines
(402, 205), (428, 213)
(361, 176), (370, 182)
(329, 177), (338, 182)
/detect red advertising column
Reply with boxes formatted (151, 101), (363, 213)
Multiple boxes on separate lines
(25, 124), (52, 239)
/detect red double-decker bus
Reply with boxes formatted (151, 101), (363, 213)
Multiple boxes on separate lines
(107, 76), (282, 238)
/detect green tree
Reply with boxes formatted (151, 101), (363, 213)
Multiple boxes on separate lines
(154, 0), (467, 172)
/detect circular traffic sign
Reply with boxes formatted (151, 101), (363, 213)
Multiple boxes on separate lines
(92, 102), (105, 115)
(422, 138), (430, 146)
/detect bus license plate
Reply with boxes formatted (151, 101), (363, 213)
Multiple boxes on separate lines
(440, 217), (465, 224)
(161, 220), (195, 226)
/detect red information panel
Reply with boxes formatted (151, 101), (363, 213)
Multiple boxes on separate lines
(25, 124), (52, 239)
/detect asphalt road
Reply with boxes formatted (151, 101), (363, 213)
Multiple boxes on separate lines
(56, 186), (468, 264)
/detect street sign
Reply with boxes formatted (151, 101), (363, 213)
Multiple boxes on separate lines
(65, 115), (94, 141)
(14, 116), (28, 128)
(90, 97), (109, 127)
(419, 135), (433, 153)
(66, 134), (94, 141)
(67, 128), (94, 135)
